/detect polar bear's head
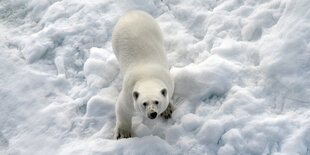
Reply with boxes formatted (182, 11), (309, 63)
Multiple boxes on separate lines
(132, 78), (169, 119)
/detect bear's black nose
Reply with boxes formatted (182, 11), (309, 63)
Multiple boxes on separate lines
(149, 112), (157, 119)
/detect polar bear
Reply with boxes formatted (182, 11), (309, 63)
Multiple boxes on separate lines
(112, 10), (174, 139)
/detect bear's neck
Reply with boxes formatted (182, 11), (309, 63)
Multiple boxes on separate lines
(122, 64), (170, 98)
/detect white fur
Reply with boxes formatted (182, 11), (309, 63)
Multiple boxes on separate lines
(112, 10), (174, 139)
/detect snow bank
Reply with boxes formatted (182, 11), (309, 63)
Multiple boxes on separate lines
(1, 0), (310, 154)
(59, 136), (176, 155)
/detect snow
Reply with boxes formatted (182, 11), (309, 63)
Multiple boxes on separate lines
(1, 0), (310, 154)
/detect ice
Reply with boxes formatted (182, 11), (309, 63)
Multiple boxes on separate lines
(85, 96), (114, 117)
(198, 120), (224, 144)
(181, 113), (202, 131)
(1, 0), (310, 154)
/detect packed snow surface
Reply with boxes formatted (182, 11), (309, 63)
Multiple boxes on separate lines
(1, 0), (310, 154)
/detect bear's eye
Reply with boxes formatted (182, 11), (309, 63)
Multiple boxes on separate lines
(143, 102), (147, 107)
(154, 101), (159, 105)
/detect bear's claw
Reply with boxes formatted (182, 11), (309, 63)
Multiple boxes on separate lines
(115, 127), (131, 139)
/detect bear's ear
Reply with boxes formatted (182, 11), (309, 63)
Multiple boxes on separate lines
(133, 91), (139, 100)
(161, 88), (167, 97)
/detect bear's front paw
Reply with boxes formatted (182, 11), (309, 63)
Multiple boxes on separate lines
(160, 102), (173, 119)
(114, 127), (131, 139)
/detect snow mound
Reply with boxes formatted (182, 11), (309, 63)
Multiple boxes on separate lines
(84, 47), (118, 89)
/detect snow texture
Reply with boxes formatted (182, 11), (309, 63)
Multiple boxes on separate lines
(1, 0), (310, 154)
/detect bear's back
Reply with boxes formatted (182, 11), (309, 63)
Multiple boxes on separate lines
(112, 11), (168, 75)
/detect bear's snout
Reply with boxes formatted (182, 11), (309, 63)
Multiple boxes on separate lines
(148, 112), (157, 119)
